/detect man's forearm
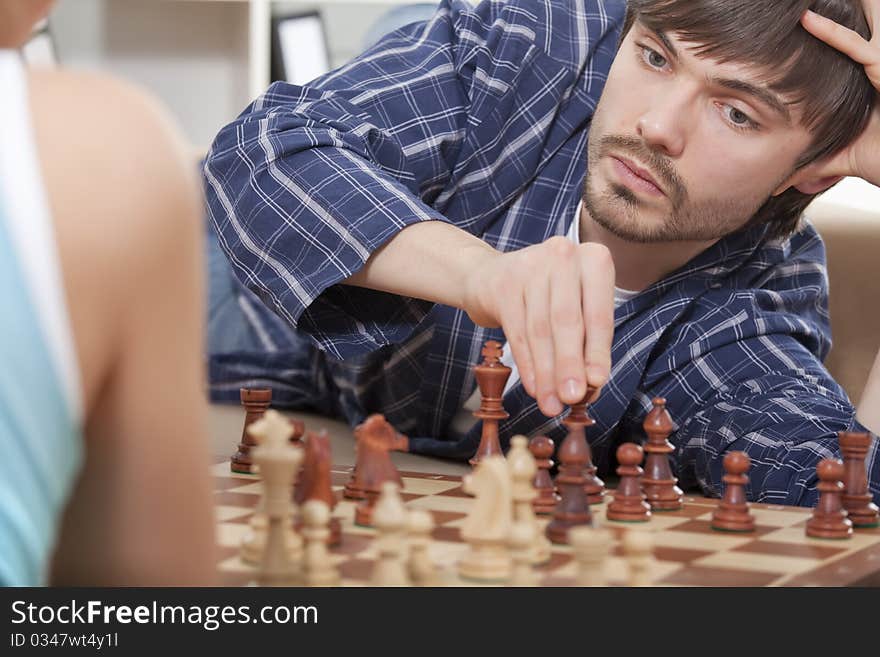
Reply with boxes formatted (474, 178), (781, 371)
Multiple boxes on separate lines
(343, 220), (499, 310)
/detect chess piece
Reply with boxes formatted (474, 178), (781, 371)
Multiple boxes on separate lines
(838, 432), (880, 528)
(240, 411), (304, 566)
(508, 520), (537, 587)
(459, 456), (513, 581)
(641, 398), (683, 511)
(294, 430), (342, 546)
(353, 415), (406, 527)
(407, 510), (437, 586)
(806, 458), (853, 540)
(289, 418), (306, 445)
(230, 387), (272, 473)
(622, 530), (654, 587)
(529, 435), (559, 515)
(606, 443), (651, 522)
(569, 526), (610, 587)
(301, 499), (340, 586)
(371, 482), (411, 586)
(345, 414), (407, 501)
(507, 435), (551, 564)
(546, 406), (593, 544)
(250, 410), (304, 586)
(469, 340), (512, 467)
(569, 394), (605, 504)
(711, 451), (755, 532)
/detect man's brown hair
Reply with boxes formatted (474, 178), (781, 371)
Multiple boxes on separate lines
(620, 0), (875, 239)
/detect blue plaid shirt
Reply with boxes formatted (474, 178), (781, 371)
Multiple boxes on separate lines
(203, 0), (879, 507)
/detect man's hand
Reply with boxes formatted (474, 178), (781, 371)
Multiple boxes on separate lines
(462, 236), (615, 417)
(801, 2), (880, 185)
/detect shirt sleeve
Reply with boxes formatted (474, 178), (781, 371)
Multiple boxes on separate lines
(669, 341), (875, 508)
(203, 0), (621, 360)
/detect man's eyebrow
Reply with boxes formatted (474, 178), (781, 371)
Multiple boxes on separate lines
(710, 77), (792, 124)
(645, 26), (792, 124)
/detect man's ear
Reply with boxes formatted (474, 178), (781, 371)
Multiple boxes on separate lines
(772, 153), (848, 196)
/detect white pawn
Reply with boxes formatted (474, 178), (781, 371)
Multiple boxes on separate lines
(507, 435), (551, 565)
(371, 482), (410, 587)
(407, 510), (437, 587)
(622, 530), (654, 587)
(302, 499), (340, 586)
(508, 520), (537, 587)
(569, 526), (611, 587)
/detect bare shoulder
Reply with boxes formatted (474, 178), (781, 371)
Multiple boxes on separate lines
(27, 68), (201, 260)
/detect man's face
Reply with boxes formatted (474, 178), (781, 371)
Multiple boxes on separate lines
(584, 20), (814, 243)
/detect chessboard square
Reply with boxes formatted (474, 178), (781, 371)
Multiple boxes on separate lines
(749, 507), (812, 528)
(658, 565), (779, 587)
(407, 494), (475, 514)
(213, 475), (260, 491)
(603, 556), (682, 586)
(436, 485), (470, 498)
(214, 491), (260, 507)
(218, 554), (254, 574)
(339, 558), (374, 582)
(229, 482), (263, 494)
(692, 550), (818, 576)
(730, 540), (848, 561)
(761, 526), (878, 549)
(595, 512), (692, 533)
(400, 478), (462, 496)
(647, 525), (756, 552)
(663, 518), (778, 538)
(429, 510), (468, 526)
(215, 505), (254, 522)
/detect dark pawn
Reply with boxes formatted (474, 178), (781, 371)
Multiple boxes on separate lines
(711, 452), (755, 533)
(606, 443), (651, 522)
(641, 398), (683, 511)
(529, 436), (559, 515)
(838, 432), (880, 528)
(230, 387), (272, 474)
(470, 340), (512, 467)
(294, 430), (341, 546)
(545, 415), (593, 544)
(806, 458), (853, 540)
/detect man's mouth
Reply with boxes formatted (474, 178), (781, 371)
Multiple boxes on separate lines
(609, 155), (666, 198)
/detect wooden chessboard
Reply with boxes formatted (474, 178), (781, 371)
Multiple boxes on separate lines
(211, 458), (880, 587)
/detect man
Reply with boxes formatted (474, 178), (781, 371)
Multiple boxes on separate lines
(204, 0), (880, 507)
(1, 0), (216, 585)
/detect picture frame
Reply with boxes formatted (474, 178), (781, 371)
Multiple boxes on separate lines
(271, 11), (330, 86)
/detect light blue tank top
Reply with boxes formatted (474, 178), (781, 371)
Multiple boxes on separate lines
(0, 50), (83, 586)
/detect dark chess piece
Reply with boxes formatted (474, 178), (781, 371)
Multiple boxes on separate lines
(352, 415), (405, 527)
(838, 432), (880, 528)
(294, 430), (341, 546)
(711, 451), (755, 533)
(641, 397), (683, 511)
(606, 443), (651, 522)
(289, 418), (306, 446)
(806, 458), (853, 540)
(344, 415), (407, 501)
(231, 387), (272, 474)
(469, 340), (512, 467)
(545, 412), (593, 545)
(529, 435), (559, 515)
(563, 394), (605, 505)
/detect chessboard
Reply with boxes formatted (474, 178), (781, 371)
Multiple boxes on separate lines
(212, 458), (880, 587)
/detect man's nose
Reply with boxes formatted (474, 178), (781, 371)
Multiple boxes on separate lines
(636, 93), (688, 158)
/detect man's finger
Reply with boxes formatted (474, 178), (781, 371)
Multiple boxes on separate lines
(548, 240), (587, 405)
(580, 243), (615, 392)
(802, 10), (876, 65)
(524, 271), (561, 417)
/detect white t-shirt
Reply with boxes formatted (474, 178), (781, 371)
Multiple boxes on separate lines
(449, 201), (637, 434)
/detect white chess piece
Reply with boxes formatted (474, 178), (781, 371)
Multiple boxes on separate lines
(458, 456), (513, 581)
(622, 529), (654, 587)
(508, 520), (537, 586)
(407, 509), (437, 586)
(371, 482), (411, 587)
(507, 435), (551, 565)
(249, 410), (303, 586)
(301, 499), (340, 586)
(569, 526), (611, 587)
(240, 410), (303, 566)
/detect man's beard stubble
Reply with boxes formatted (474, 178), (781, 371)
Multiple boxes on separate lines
(582, 133), (786, 244)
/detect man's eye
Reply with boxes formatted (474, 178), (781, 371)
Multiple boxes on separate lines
(728, 107), (751, 125)
(643, 46), (667, 69)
